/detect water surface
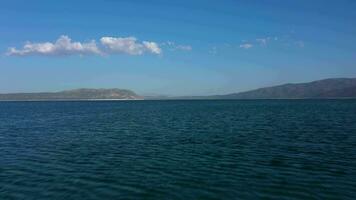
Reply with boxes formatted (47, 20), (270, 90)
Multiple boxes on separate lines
(0, 100), (355, 199)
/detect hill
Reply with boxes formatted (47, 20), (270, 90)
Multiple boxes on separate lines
(0, 88), (142, 101)
(216, 78), (356, 99)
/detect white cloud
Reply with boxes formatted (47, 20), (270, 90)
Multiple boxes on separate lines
(165, 41), (175, 46)
(176, 45), (192, 51)
(143, 41), (162, 54)
(6, 35), (163, 56)
(239, 43), (253, 49)
(237, 35), (303, 50)
(7, 35), (101, 56)
(256, 37), (271, 46)
(100, 36), (161, 55)
(162, 41), (192, 51)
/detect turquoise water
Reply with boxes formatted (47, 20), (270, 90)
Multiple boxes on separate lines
(0, 100), (355, 199)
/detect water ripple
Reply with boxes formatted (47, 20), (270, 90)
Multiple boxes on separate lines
(1, 100), (356, 199)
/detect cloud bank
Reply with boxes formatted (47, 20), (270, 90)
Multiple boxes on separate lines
(100, 37), (161, 55)
(6, 35), (162, 56)
(7, 35), (101, 56)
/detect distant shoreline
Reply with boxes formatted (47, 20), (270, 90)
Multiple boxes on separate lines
(1, 78), (356, 101)
(0, 99), (144, 102)
(0, 98), (355, 102)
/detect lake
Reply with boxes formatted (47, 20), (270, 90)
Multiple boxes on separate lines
(0, 100), (355, 199)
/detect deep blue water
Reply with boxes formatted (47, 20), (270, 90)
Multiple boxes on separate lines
(0, 100), (355, 199)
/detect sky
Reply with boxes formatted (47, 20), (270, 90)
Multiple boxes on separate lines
(0, 0), (355, 96)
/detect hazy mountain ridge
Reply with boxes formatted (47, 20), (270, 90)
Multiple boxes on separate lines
(1, 78), (356, 101)
(217, 78), (356, 99)
(0, 88), (142, 100)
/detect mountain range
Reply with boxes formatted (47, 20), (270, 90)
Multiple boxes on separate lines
(0, 88), (142, 101)
(150, 78), (356, 99)
(0, 78), (355, 101)
(213, 78), (356, 99)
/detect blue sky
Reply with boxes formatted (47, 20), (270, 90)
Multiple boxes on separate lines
(0, 0), (355, 95)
